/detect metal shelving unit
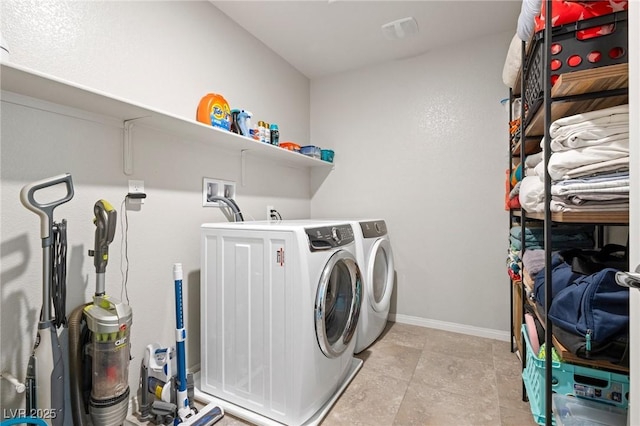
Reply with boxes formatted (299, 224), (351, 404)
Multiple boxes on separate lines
(509, 3), (630, 424)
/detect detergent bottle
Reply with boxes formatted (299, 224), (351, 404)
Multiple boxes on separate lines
(196, 93), (231, 131)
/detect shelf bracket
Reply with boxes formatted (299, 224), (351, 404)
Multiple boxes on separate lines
(123, 119), (136, 176)
(241, 149), (247, 187)
(123, 116), (152, 175)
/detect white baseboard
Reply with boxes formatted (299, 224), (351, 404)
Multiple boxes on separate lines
(188, 362), (201, 374)
(389, 313), (511, 342)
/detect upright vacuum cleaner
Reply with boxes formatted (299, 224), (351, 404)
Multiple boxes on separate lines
(20, 173), (74, 426)
(69, 199), (133, 425)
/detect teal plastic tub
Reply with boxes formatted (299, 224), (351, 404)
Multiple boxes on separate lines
(521, 325), (629, 425)
(321, 149), (334, 163)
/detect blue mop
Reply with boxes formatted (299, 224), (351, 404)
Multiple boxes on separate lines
(172, 263), (223, 426)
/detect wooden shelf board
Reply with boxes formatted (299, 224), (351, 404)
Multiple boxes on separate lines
(526, 95), (628, 136)
(511, 137), (542, 157)
(525, 64), (629, 136)
(552, 63), (629, 97)
(553, 336), (630, 374)
(515, 210), (628, 224)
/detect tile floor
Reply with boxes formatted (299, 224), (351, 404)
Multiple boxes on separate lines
(129, 322), (538, 426)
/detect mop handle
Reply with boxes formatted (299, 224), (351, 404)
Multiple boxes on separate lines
(173, 264), (188, 401)
(20, 173), (74, 244)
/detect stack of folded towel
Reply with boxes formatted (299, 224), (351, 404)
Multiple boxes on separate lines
(518, 104), (629, 213)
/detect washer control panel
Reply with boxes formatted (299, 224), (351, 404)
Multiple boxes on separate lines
(360, 220), (387, 238)
(306, 224), (354, 251)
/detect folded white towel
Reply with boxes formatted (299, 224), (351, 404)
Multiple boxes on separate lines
(525, 152), (543, 169)
(550, 128), (629, 152)
(549, 105), (628, 148)
(563, 157), (629, 180)
(519, 175), (545, 213)
(548, 139), (629, 181)
(550, 104), (628, 134)
(552, 183), (629, 196)
(550, 200), (629, 212)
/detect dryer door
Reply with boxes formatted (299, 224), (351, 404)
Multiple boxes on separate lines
(367, 238), (395, 313)
(315, 250), (362, 358)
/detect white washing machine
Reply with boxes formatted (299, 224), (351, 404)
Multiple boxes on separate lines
(351, 219), (395, 353)
(197, 220), (363, 426)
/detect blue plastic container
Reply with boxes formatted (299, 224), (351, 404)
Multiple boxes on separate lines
(521, 325), (629, 425)
(300, 145), (321, 159)
(321, 149), (334, 163)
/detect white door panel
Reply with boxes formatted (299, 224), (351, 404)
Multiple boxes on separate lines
(628, 2), (638, 424)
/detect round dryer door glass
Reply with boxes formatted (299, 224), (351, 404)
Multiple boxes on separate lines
(315, 250), (362, 358)
(367, 239), (394, 313)
(372, 248), (389, 303)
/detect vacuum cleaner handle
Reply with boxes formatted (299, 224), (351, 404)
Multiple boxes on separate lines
(20, 173), (74, 243)
(92, 199), (117, 274)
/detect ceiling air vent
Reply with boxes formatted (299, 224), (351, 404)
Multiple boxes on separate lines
(381, 17), (419, 40)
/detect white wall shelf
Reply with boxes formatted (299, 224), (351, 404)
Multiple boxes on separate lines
(0, 62), (332, 174)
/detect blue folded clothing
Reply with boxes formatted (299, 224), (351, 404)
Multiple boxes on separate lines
(509, 226), (594, 251)
(510, 235), (594, 251)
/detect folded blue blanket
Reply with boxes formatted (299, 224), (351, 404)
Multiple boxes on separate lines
(510, 235), (594, 251)
(510, 225), (594, 240)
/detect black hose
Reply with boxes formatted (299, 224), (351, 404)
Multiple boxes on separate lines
(51, 220), (67, 328)
(69, 303), (90, 426)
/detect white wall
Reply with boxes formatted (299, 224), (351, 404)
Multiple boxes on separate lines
(2, 1), (309, 139)
(0, 0), (311, 414)
(1, 0), (521, 418)
(310, 30), (512, 334)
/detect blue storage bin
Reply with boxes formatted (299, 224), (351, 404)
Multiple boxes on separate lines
(521, 325), (629, 425)
(321, 149), (334, 163)
(300, 145), (321, 159)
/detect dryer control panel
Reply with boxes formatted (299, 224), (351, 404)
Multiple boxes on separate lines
(360, 220), (387, 238)
(306, 224), (354, 251)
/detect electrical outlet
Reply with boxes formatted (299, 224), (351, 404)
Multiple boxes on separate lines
(129, 180), (144, 194)
(128, 180), (145, 204)
(267, 205), (274, 221)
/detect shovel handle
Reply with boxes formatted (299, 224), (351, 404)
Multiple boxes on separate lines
(20, 173), (74, 241)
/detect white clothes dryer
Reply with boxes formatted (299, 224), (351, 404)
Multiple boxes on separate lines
(198, 220), (363, 426)
(351, 219), (395, 353)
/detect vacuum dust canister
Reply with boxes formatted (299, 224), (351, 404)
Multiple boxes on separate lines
(84, 297), (132, 402)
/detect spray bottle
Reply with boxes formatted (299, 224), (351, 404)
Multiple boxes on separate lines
(237, 110), (252, 138)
